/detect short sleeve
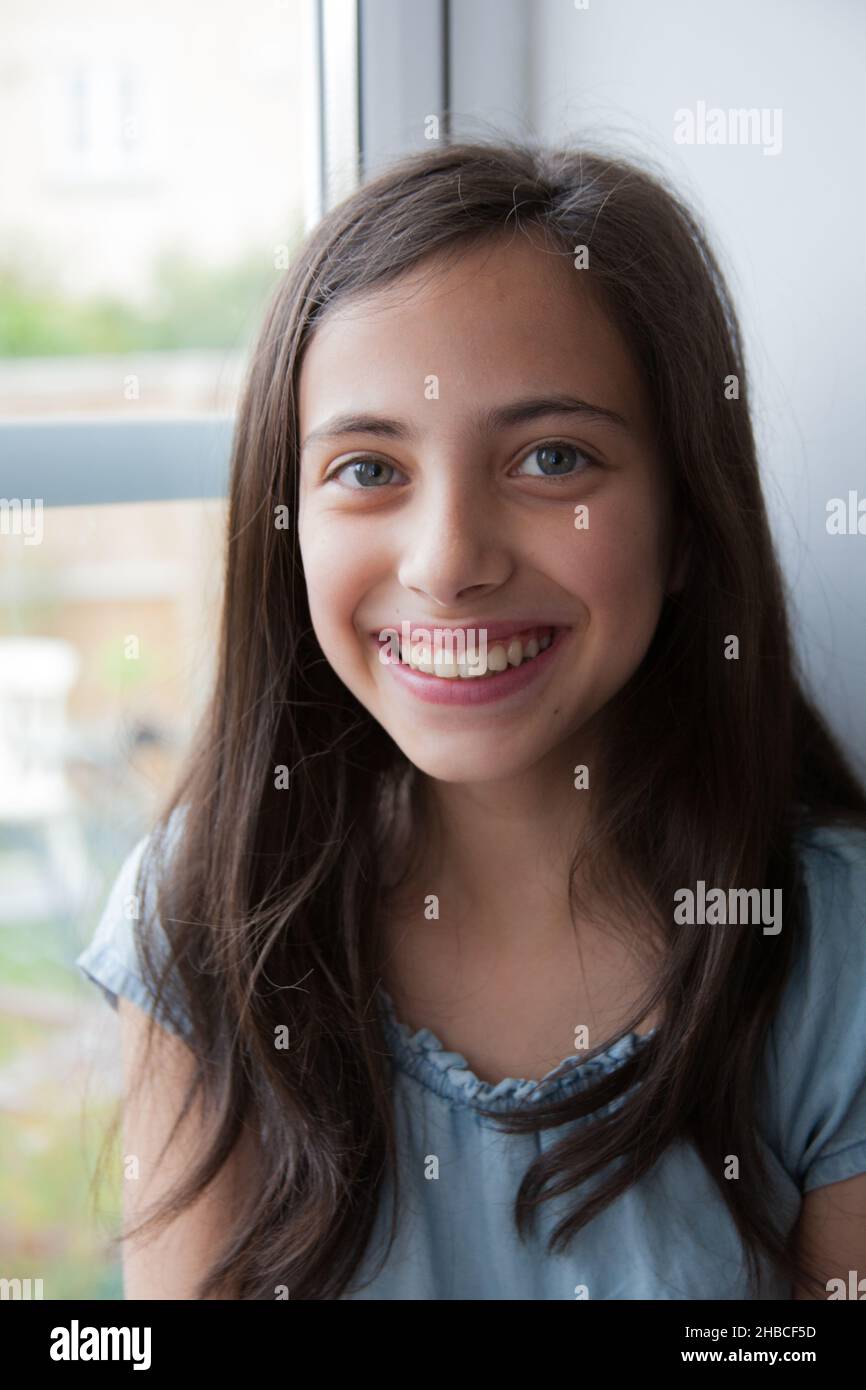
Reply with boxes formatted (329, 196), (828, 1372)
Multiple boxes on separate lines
(762, 822), (866, 1193)
(75, 813), (194, 1043)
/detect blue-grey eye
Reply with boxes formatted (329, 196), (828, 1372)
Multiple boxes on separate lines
(518, 443), (591, 478)
(340, 458), (395, 487)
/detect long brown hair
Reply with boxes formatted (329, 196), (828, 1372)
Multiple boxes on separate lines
(111, 138), (866, 1299)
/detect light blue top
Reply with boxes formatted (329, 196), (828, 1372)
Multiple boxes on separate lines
(76, 819), (866, 1299)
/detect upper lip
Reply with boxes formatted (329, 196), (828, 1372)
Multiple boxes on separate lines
(370, 620), (566, 643)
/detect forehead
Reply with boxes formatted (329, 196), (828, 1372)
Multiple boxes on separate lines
(298, 232), (653, 436)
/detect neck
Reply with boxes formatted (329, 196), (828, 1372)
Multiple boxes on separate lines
(393, 725), (607, 953)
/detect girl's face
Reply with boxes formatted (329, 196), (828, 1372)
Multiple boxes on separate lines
(297, 232), (685, 785)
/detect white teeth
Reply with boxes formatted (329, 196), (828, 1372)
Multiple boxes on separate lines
(399, 628), (556, 678)
(433, 657), (459, 678)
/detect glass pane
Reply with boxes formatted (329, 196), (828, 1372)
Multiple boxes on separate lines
(0, 0), (315, 419)
(0, 498), (226, 1295)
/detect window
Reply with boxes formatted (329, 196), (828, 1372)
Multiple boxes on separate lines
(0, 0), (524, 1301)
(0, 0), (320, 420)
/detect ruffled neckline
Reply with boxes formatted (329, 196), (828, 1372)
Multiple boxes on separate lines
(377, 986), (657, 1113)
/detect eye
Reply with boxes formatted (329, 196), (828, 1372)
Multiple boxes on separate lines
(327, 456), (404, 489)
(514, 440), (598, 480)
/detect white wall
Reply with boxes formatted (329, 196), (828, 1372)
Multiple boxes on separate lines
(525, 0), (866, 768)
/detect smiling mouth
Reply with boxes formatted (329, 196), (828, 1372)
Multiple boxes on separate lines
(388, 625), (559, 680)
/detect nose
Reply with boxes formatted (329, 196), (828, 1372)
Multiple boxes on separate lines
(395, 468), (514, 608)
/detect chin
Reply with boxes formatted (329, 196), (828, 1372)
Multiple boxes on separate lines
(394, 753), (510, 785)
(381, 727), (562, 786)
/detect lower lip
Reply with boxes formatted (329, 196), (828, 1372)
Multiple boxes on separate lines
(376, 629), (569, 706)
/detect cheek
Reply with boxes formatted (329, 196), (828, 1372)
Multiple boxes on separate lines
(586, 540), (666, 614)
(303, 552), (355, 644)
(561, 505), (670, 663)
(299, 513), (383, 651)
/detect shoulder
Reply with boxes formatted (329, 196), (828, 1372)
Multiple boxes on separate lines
(790, 819), (866, 1005)
(75, 805), (193, 1041)
(762, 818), (866, 1192)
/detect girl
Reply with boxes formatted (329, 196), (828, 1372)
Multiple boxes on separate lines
(78, 138), (866, 1301)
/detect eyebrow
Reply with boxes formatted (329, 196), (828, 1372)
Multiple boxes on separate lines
(300, 394), (631, 452)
